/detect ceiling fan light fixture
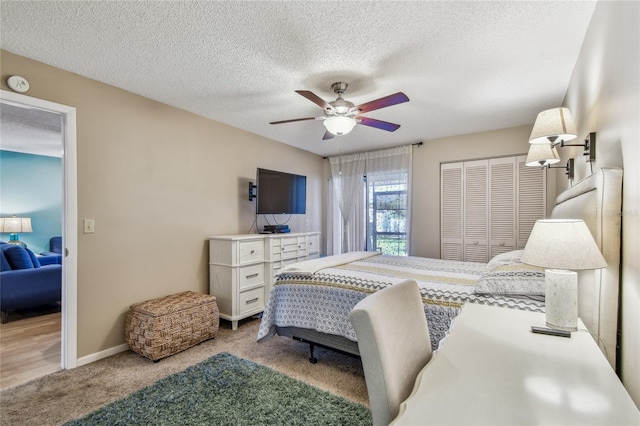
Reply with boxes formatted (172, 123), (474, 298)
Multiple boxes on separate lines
(271, 83), (408, 140)
(330, 97), (355, 114)
(323, 116), (356, 136)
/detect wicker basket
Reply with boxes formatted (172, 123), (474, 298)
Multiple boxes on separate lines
(125, 291), (219, 361)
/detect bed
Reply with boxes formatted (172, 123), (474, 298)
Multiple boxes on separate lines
(257, 167), (623, 369)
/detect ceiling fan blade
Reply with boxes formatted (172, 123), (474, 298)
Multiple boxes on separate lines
(322, 130), (335, 140)
(353, 92), (409, 114)
(296, 90), (334, 111)
(357, 116), (401, 132)
(269, 117), (316, 125)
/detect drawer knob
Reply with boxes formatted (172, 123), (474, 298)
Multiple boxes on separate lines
(250, 249), (255, 254)
(246, 297), (259, 305)
(473, 241), (478, 245)
(282, 247), (285, 251)
(246, 273), (259, 279)
(499, 242), (505, 246)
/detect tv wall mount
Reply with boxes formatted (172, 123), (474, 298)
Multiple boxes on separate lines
(249, 182), (256, 201)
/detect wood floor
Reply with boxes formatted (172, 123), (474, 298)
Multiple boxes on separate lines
(0, 312), (61, 390)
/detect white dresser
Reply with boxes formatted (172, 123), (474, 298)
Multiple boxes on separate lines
(209, 232), (320, 329)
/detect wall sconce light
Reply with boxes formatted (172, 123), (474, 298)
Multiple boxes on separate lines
(548, 158), (575, 179)
(525, 144), (574, 179)
(525, 143), (560, 167)
(554, 132), (596, 163)
(529, 107), (577, 145)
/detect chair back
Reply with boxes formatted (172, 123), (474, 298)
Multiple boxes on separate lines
(350, 279), (432, 426)
(50, 236), (62, 254)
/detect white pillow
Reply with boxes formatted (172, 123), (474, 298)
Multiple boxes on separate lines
(485, 250), (524, 272)
(475, 262), (545, 301)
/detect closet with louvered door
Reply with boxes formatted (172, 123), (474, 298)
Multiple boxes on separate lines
(440, 163), (464, 261)
(489, 157), (516, 258)
(463, 160), (489, 262)
(440, 155), (546, 262)
(516, 154), (546, 249)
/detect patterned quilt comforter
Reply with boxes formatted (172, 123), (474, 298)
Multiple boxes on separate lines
(257, 254), (545, 350)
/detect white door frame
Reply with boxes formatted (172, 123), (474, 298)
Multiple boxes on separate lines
(1, 89), (78, 369)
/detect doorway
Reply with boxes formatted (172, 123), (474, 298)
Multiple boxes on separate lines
(0, 90), (77, 377)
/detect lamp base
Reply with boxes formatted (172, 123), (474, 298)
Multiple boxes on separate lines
(545, 269), (577, 331)
(7, 234), (27, 248)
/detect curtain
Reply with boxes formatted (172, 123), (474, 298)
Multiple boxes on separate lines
(327, 145), (412, 255)
(329, 153), (367, 253)
(325, 178), (342, 255)
(326, 177), (367, 255)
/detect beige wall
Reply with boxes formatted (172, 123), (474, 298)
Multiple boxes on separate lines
(1, 50), (324, 357)
(560, 1), (640, 407)
(410, 125), (556, 258)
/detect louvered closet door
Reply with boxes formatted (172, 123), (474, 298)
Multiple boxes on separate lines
(463, 160), (488, 262)
(517, 155), (546, 248)
(441, 163), (463, 260)
(489, 157), (516, 258)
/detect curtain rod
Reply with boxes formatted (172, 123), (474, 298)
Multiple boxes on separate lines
(323, 141), (423, 160)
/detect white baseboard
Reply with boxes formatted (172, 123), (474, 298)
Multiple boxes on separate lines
(75, 343), (130, 367)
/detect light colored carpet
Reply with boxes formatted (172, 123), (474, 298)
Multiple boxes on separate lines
(0, 317), (368, 426)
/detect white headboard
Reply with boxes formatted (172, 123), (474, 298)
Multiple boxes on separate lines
(550, 167), (623, 368)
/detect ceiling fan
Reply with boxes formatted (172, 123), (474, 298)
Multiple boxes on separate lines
(269, 82), (409, 140)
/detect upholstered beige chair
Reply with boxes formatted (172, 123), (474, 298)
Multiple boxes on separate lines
(349, 279), (433, 426)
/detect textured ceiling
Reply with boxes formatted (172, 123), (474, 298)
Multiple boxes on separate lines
(0, 102), (63, 158)
(0, 1), (597, 157)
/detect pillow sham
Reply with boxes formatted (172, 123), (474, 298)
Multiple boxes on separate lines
(485, 250), (524, 272)
(475, 262), (545, 301)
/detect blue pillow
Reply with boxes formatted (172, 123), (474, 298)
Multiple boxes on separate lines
(2, 245), (35, 269)
(27, 248), (41, 268)
(0, 249), (11, 272)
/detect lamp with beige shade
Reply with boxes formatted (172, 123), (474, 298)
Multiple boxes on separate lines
(521, 219), (606, 332)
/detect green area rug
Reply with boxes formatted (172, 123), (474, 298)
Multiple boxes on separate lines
(65, 352), (371, 425)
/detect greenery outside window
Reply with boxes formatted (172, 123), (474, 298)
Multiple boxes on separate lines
(367, 176), (408, 256)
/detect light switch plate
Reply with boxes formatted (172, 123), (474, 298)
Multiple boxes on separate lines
(83, 219), (95, 234)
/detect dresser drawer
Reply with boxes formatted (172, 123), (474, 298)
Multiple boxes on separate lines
(281, 237), (298, 246)
(271, 262), (282, 276)
(238, 264), (264, 290)
(281, 258), (298, 268)
(307, 234), (319, 253)
(239, 287), (264, 315)
(281, 241), (300, 259)
(239, 240), (264, 264)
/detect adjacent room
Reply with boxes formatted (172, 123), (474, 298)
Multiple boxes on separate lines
(1, 1), (638, 424)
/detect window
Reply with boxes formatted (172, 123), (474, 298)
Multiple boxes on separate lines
(367, 174), (408, 256)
